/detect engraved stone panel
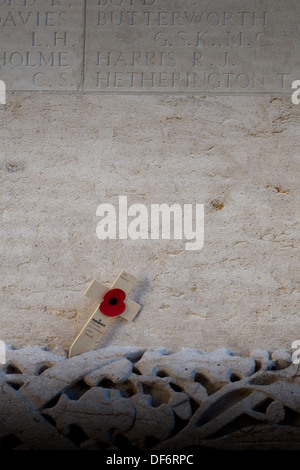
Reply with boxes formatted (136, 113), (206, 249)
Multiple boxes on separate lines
(84, 0), (300, 94)
(0, 0), (85, 91)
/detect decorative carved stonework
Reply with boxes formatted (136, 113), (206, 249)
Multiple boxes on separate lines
(0, 346), (299, 450)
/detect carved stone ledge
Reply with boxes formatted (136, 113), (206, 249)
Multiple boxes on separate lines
(0, 346), (299, 450)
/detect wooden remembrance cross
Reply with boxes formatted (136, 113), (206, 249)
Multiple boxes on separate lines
(69, 271), (141, 358)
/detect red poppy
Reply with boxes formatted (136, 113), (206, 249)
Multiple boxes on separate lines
(100, 288), (126, 317)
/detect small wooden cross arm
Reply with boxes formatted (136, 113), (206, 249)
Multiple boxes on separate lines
(69, 271), (141, 358)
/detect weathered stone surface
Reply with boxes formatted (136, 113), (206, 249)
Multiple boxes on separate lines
(1, 345), (300, 450)
(126, 394), (175, 445)
(5, 345), (66, 375)
(19, 346), (144, 408)
(250, 349), (271, 370)
(134, 348), (256, 382)
(84, 0), (300, 94)
(0, 377), (74, 450)
(1, 0), (299, 94)
(0, 0), (85, 91)
(265, 401), (285, 424)
(83, 357), (133, 386)
(0, 94), (299, 354)
(46, 388), (136, 442)
(168, 391), (192, 420)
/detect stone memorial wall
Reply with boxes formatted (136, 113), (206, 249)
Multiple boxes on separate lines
(1, 3), (299, 450)
(0, 0), (299, 361)
(0, 0), (299, 94)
